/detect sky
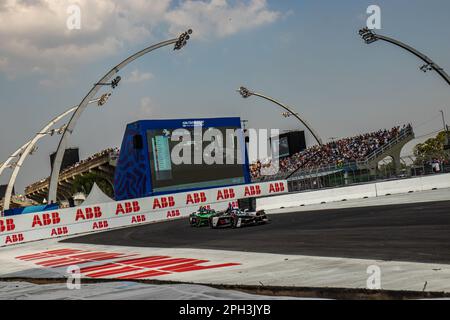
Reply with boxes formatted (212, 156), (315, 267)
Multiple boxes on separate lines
(0, 0), (450, 193)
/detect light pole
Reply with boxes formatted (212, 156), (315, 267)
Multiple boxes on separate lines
(237, 86), (323, 146)
(2, 97), (106, 211)
(440, 110), (448, 132)
(441, 110), (450, 155)
(47, 30), (193, 204)
(358, 28), (450, 87)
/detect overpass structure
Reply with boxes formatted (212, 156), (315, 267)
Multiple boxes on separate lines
(25, 149), (118, 204)
(359, 125), (415, 175)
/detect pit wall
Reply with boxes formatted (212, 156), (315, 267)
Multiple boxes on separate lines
(257, 173), (450, 210)
(0, 180), (288, 247)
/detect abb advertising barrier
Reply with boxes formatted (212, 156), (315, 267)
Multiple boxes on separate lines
(0, 180), (287, 247)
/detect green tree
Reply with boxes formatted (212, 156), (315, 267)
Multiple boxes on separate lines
(413, 131), (449, 164)
(71, 172), (114, 198)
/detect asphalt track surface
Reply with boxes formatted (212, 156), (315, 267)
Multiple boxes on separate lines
(64, 200), (450, 264)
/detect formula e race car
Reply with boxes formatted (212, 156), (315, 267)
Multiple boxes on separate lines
(209, 207), (268, 229)
(189, 206), (218, 227)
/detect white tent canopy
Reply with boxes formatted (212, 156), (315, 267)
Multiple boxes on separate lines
(82, 183), (114, 206)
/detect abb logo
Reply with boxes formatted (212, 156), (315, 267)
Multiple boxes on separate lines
(131, 215), (146, 224)
(32, 212), (61, 228)
(0, 219), (15, 233)
(153, 196), (175, 209)
(75, 207), (102, 221)
(217, 189), (235, 201)
(167, 209), (181, 218)
(244, 185), (261, 196)
(51, 227), (68, 236)
(186, 192), (207, 205)
(228, 201), (238, 208)
(116, 201), (141, 215)
(92, 221), (109, 230)
(5, 234), (24, 244)
(269, 182), (285, 193)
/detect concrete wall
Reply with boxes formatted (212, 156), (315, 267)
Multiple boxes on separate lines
(375, 177), (423, 196)
(257, 184), (377, 210)
(0, 180), (289, 247)
(257, 173), (450, 210)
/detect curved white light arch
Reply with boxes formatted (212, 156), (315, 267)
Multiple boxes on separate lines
(2, 99), (100, 211)
(47, 30), (192, 203)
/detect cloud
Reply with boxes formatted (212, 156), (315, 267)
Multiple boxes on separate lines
(38, 78), (57, 87)
(0, 56), (7, 70)
(0, 0), (280, 77)
(139, 96), (157, 116)
(126, 69), (154, 83)
(0, 0), (165, 76)
(165, 0), (280, 39)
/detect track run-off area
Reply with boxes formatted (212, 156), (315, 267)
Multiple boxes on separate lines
(0, 188), (449, 298)
(65, 199), (450, 264)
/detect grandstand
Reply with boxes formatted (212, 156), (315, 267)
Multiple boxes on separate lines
(0, 185), (37, 211)
(25, 148), (119, 204)
(251, 125), (416, 190)
(22, 125), (417, 205)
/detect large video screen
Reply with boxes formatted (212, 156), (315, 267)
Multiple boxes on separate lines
(278, 136), (290, 158)
(147, 126), (246, 193)
(271, 136), (290, 159)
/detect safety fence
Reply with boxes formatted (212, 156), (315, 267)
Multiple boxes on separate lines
(286, 156), (450, 192)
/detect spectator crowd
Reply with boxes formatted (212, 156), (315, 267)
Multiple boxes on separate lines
(25, 124), (416, 187)
(60, 147), (120, 174)
(27, 147), (120, 190)
(250, 124), (412, 179)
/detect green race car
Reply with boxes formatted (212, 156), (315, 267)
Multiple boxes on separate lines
(189, 206), (217, 227)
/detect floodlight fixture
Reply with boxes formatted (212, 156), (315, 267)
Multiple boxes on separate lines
(359, 27), (378, 44)
(237, 86), (252, 99)
(357, 27), (450, 86)
(98, 93), (112, 106)
(174, 29), (193, 50)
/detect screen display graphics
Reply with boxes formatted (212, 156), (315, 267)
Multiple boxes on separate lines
(278, 136), (290, 158)
(147, 125), (246, 193)
(271, 136), (290, 159)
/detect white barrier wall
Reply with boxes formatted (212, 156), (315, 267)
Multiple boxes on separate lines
(257, 183), (377, 210)
(0, 180), (288, 247)
(375, 177), (423, 196)
(257, 173), (450, 211)
(420, 174), (450, 190)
